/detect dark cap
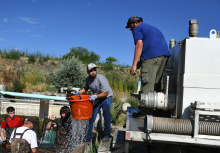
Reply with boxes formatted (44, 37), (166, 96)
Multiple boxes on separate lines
(125, 16), (143, 28)
(24, 116), (36, 124)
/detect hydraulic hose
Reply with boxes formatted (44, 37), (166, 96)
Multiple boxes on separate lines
(145, 115), (220, 136)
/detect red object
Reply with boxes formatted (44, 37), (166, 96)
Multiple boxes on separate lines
(0, 116), (23, 129)
(67, 94), (93, 120)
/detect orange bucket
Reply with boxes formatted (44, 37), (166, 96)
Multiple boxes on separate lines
(67, 94), (93, 120)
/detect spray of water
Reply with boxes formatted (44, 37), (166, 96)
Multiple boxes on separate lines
(56, 116), (90, 153)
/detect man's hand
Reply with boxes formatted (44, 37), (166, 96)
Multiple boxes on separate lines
(50, 115), (56, 121)
(75, 91), (81, 96)
(2, 140), (8, 149)
(89, 95), (97, 101)
(130, 65), (137, 75)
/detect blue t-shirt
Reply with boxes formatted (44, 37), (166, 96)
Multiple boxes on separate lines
(132, 23), (170, 60)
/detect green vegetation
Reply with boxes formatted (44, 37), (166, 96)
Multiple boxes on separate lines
(2, 67), (26, 92)
(0, 47), (140, 128)
(62, 47), (100, 65)
(51, 61), (57, 66)
(28, 55), (36, 63)
(100, 62), (114, 72)
(125, 95), (139, 107)
(89, 141), (99, 153)
(106, 71), (138, 93)
(1, 49), (23, 60)
(106, 56), (117, 63)
(48, 56), (87, 89)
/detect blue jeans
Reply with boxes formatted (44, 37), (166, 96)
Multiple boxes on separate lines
(86, 97), (113, 141)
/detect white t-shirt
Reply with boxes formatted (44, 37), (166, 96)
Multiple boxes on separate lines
(9, 126), (38, 149)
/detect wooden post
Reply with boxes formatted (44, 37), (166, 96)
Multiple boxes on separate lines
(39, 100), (49, 122)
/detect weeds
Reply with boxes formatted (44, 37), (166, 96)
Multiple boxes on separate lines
(106, 71), (138, 93)
(89, 141), (99, 153)
(2, 68), (26, 92)
(125, 95), (139, 107)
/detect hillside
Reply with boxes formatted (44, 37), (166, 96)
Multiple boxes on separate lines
(0, 56), (139, 96)
(0, 56), (60, 75)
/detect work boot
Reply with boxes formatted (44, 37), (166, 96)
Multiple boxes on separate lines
(102, 135), (111, 143)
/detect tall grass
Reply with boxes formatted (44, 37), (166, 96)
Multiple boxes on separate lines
(2, 66), (49, 93)
(106, 72), (138, 93)
(2, 68), (26, 92)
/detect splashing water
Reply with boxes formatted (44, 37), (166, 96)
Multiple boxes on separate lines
(56, 116), (90, 153)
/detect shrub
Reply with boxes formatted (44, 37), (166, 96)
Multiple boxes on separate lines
(46, 85), (58, 92)
(28, 55), (36, 63)
(39, 57), (44, 65)
(2, 68), (26, 92)
(48, 56), (87, 89)
(25, 67), (45, 85)
(43, 55), (50, 62)
(125, 96), (139, 107)
(5, 50), (22, 60)
(51, 61), (56, 66)
(101, 62), (114, 72)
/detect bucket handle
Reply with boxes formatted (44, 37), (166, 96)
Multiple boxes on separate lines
(67, 95), (82, 100)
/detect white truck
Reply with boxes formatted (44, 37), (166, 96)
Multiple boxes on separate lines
(123, 20), (220, 153)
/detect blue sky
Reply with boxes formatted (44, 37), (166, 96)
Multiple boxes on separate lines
(0, 0), (219, 66)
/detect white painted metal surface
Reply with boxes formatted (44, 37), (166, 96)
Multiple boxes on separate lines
(0, 99), (69, 117)
(167, 30), (220, 119)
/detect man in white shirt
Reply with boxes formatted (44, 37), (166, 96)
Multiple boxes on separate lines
(10, 116), (38, 153)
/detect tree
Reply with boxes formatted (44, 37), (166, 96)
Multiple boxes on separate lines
(48, 57), (87, 89)
(62, 47), (100, 64)
(106, 56), (118, 63)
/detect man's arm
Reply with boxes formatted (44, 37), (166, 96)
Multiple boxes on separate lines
(0, 128), (6, 141)
(46, 115), (57, 130)
(96, 91), (108, 99)
(31, 148), (38, 153)
(79, 87), (88, 94)
(45, 122), (53, 130)
(130, 39), (143, 75)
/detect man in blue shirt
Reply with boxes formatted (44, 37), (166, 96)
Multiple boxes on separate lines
(126, 16), (170, 94)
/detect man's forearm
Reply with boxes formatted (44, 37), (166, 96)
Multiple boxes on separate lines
(0, 129), (5, 141)
(45, 122), (52, 130)
(79, 88), (86, 94)
(31, 148), (38, 153)
(96, 91), (108, 99)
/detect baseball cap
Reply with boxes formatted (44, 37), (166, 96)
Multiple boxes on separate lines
(87, 63), (98, 71)
(25, 116), (36, 124)
(125, 16), (143, 28)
